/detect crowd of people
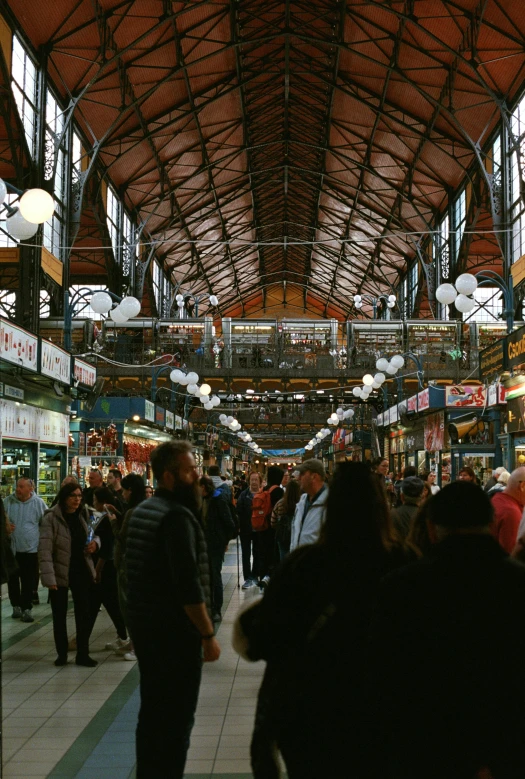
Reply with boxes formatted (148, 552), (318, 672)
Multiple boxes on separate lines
(4, 446), (525, 778)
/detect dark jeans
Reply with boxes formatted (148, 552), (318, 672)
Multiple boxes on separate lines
(88, 560), (127, 641)
(133, 630), (202, 779)
(253, 529), (274, 580)
(240, 531), (255, 580)
(8, 552), (38, 611)
(49, 576), (92, 659)
(209, 547), (224, 615)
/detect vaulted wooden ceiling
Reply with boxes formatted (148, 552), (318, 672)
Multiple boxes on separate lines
(3, 0), (525, 318)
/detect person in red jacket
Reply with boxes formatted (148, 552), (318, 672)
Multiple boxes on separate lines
(490, 467), (525, 553)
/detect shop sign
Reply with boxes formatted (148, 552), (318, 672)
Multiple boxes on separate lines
(41, 340), (71, 384)
(165, 410), (174, 429)
(155, 406), (165, 426)
(4, 384), (24, 400)
(506, 397), (525, 433)
(0, 399), (69, 445)
(145, 400), (155, 422)
(175, 415), (183, 429)
(376, 413), (383, 426)
(446, 385), (486, 408)
(74, 358), (97, 388)
(405, 427), (425, 452)
(0, 318), (38, 372)
(424, 412), (445, 451)
(407, 395), (418, 413)
(487, 383), (507, 407)
(389, 405), (399, 424)
(418, 388), (430, 411)
(507, 324), (525, 371)
(479, 339), (507, 382)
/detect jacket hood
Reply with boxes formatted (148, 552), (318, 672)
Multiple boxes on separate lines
(298, 485), (329, 506)
(210, 475), (224, 490)
(8, 492), (42, 505)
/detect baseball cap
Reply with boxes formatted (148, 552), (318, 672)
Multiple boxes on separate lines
(401, 476), (425, 498)
(296, 459), (326, 479)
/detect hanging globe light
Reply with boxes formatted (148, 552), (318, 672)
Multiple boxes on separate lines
(178, 373), (190, 386)
(374, 372), (386, 384)
(204, 401), (214, 410)
(170, 369), (184, 384)
(186, 371), (199, 384)
(0, 178), (7, 205)
(109, 307), (128, 324)
(118, 296), (142, 318)
(19, 188), (55, 223)
(376, 358), (389, 372)
(186, 383), (199, 395)
(209, 295), (219, 306)
(391, 355), (405, 369)
(6, 210), (39, 240)
(363, 374), (374, 386)
(352, 387), (362, 397)
(200, 383), (212, 396)
(454, 294), (476, 313)
(435, 283), (457, 305)
(386, 363), (398, 375)
(455, 273), (478, 296)
(90, 291), (113, 314)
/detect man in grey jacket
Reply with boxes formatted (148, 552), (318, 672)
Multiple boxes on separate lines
(4, 478), (46, 622)
(290, 460), (328, 551)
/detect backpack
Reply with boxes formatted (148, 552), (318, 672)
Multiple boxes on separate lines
(251, 486), (278, 532)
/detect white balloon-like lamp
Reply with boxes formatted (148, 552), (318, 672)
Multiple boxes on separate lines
(6, 210), (39, 240)
(118, 296), (141, 318)
(455, 273), (478, 296)
(19, 188), (55, 224)
(90, 291), (114, 315)
(376, 358), (389, 372)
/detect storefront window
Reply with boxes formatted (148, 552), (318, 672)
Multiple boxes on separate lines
(38, 446), (65, 507)
(1, 444), (34, 499)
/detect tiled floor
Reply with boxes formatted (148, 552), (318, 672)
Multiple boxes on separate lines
(2, 544), (266, 778)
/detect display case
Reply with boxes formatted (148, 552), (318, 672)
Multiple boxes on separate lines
(37, 446), (65, 507)
(0, 443), (34, 499)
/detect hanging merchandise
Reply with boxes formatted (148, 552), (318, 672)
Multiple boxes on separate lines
(123, 436), (158, 464)
(87, 423), (119, 456)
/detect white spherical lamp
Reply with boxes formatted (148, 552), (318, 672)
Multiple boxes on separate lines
(352, 387), (362, 397)
(355, 301), (362, 309)
(226, 416), (234, 425)
(374, 372), (386, 384)
(186, 371), (199, 384)
(386, 363), (398, 375)
(118, 296), (141, 318)
(187, 383), (199, 395)
(209, 295), (219, 306)
(372, 381), (381, 389)
(376, 358), (389, 372)
(200, 383), (211, 396)
(387, 301), (395, 309)
(219, 414), (227, 423)
(212, 396), (221, 406)
(330, 413), (338, 422)
(454, 294), (476, 313)
(6, 210), (39, 240)
(391, 354), (405, 369)
(19, 188), (55, 223)
(90, 291), (113, 315)
(176, 294), (184, 304)
(178, 373), (190, 386)
(388, 294), (396, 303)
(170, 369), (184, 384)
(353, 294), (362, 303)
(435, 283), (457, 305)
(204, 402), (213, 410)
(455, 273), (478, 296)
(0, 179), (6, 205)
(109, 307), (128, 324)
(363, 373), (374, 386)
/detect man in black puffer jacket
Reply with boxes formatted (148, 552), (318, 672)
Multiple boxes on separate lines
(126, 441), (221, 779)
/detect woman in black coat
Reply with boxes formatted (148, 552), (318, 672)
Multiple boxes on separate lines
(235, 462), (417, 779)
(199, 476), (236, 622)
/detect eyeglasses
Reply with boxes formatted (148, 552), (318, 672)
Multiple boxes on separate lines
(70, 494), (82, 499)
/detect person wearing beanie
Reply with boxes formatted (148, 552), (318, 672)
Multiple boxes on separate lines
(390, 476), (425, 540)
(369, 481), (525, 779)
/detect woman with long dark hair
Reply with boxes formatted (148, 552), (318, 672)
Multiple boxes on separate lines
(199, 475), (236, 622)
(39, 482), (98, 666)
(271, 478), (301, 559)
(236, 461), (415, 779)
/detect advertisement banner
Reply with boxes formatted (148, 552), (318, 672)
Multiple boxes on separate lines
(155, 406), (165, 426)
(424, 411), (445, 451)
(407, 394), (418, 413)
(389, 405), (399, 424)
(487, 383), (507, 407)
(0, 318), (38, 372)
(145, 400), (155, 422)
(165, 410), (174, 429)
(41, 340), (71, 384)
(376, 413), (383, 426)
(0, 399), (69, 445)
(418, 388), (430, 411)
(445, 385), (486, 408)
(507, 324), (525, 371)
(74, 358), (97, 388)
